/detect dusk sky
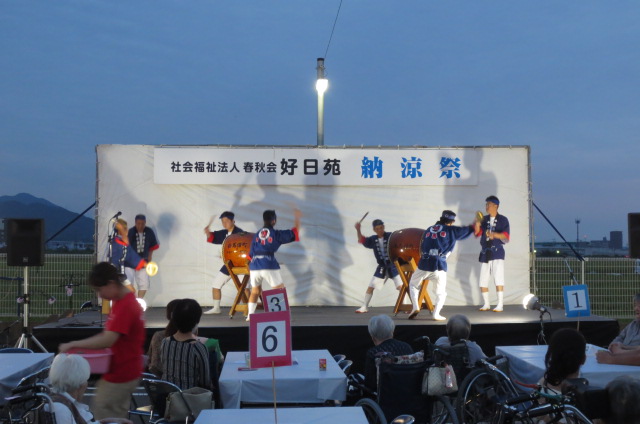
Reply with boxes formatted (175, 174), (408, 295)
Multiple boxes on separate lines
(1, 1), (638, 243)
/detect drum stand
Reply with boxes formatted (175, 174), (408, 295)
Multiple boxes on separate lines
(226, 260), (262, 318)
(16, 267), (48, 352)
(393, 258), (433, 316)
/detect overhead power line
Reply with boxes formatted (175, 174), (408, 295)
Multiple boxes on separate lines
(323, 0), (344, 59)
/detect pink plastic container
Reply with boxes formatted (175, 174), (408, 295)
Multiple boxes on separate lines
(68, 348), (112, 374)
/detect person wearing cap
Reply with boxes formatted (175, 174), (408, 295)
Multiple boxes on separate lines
(246, 208), (301, 321)
(203, 211), (245, 314)
(354, 218), (403, 313)
(125, 214), (159, 299)
(408, 210), (480, 321)
(477, 195), (510, 312)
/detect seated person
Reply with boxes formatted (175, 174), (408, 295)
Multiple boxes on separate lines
(435, 313), (487, 365)
(606, 375), (640, 424)
(541, 328), (586, 395)
(608, 293), (640, 352)
(49, 353), (132, 424)
(147, 298), (181, 376)
(364, 314), (413, 393)
(160, 298), (211, 390)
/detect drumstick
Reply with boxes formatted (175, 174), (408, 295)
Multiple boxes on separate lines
(206, 215), (215, 228)
(358, 211), (369, 224)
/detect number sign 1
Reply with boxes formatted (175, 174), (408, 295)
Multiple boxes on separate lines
(562, 284), (591, 318)
(249, 310), (292, 368)
(262, 287), (290, 313)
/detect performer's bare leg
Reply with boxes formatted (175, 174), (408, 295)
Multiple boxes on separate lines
(480, 287), (490, 311)
(247, 286), (262, 321)
(494, 285), (504, 312)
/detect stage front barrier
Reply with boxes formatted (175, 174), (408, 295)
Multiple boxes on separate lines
(1, 254), (640, 320)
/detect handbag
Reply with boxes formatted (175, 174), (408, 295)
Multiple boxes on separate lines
(165, 387), (215, 421)
(422, 363), (458, 396)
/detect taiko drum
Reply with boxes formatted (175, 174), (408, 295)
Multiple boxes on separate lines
(222, 232), (253, 268)
(387, 228), (425, 265)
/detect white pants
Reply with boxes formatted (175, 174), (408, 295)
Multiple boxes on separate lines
(250, 269), (284, 288)
(368, 274), (403, 290)
(211, 271), (233, 289)
(479, 260), (505, 288)
(124, 267), (150, 290)
(409, 268), (447, 312)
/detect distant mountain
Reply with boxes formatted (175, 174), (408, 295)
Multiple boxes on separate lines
(0, 193), (94, 242)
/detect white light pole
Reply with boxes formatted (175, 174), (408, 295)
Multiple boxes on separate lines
(316, 58), (328, 146)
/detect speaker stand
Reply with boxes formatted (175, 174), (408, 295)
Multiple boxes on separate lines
(15, 267), (48, 352)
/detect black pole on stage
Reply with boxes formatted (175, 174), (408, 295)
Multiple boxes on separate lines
(45, 201), (96, 244)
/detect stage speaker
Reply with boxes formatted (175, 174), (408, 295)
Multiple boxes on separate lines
(5, 218), (45, 267)
(629, 213), (640, 259)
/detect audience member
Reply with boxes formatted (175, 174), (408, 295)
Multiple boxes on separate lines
(160, 298), (211, 389)
(606, 375), (640, 424)
(541, 328), (586, 394)
(59, 262), (145, 420)
(364, 314), (413, 392)
(435, 314), (487, 365)
(608, 293), (640, 352)
(49, 353), (132, 424)
(147, 298), (182, 376)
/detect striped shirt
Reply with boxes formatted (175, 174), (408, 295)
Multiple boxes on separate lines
(160, 336), (211, 390)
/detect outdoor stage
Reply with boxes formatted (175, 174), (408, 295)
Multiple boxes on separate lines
(34, 305), (619, 374)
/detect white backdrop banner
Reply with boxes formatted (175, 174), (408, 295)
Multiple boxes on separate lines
(97, 145), (531, 309)
(153, 147), (478, 186)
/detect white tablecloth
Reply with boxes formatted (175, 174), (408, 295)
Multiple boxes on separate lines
(0, 353), (54, 402)
(496, 345), (640, 388)
(195, 406), (368, 424)
(219, 350), (347, 409)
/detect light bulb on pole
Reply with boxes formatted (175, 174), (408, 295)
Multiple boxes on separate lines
(316, 58), (328, 146)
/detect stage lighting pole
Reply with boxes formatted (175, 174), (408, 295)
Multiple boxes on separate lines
(316, 58), (328, 146)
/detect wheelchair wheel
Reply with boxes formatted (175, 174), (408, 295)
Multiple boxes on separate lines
(355, 397), (388, 424)
(455, 368), (519, 424)
(431, 395), (459, 424)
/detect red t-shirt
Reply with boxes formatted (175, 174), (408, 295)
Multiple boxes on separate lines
(104, 291), (145, 383)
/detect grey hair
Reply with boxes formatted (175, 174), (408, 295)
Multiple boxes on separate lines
(446, 314), (471, 343)
(49, 354), (90, 394)
(368, 314), (395, 341)
(607, 375), (640, 424)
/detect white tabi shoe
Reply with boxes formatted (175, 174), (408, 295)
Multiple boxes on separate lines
(355, 306), (368, 314)
(204, 307), (221, 315)
(479, 305), (491, 311)
(408, 310), (419, 320)
(433, 314), (446, 321)
(493, 305), (504, 312)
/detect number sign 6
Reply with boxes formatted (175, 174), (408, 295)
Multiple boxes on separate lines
(249, 310), (292, 368)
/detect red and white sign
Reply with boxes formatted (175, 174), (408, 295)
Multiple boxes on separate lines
(262, 288), (290, 313)
(249, 311), (292, 368)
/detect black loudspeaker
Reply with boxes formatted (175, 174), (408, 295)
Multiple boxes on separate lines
(5, 218), (45, 267)
(629, 213), (640, 259)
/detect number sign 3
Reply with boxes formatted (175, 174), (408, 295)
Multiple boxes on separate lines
(262, 288), (290, 313)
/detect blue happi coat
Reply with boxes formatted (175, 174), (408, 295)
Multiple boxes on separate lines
(418, 224), (475, 272)
(361, 233), (400, 278)
(249, 226), (299, 270)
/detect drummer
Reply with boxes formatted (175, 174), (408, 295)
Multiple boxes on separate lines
(354, 218), (403, 313)
(246, 208), (301, 321)
(203, 211), (245, 314)
(408, 210), (481, 321)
